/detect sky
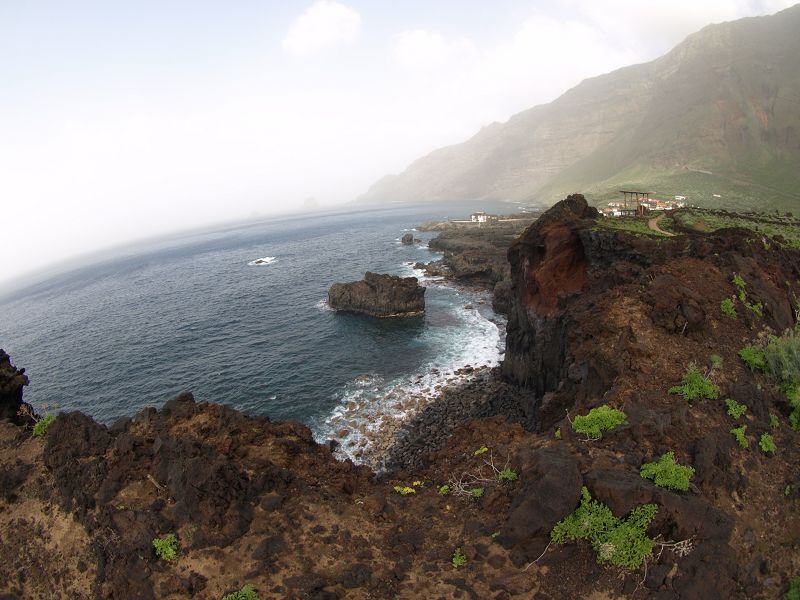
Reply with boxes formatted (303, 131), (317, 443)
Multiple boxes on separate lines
(1, 0), (796, 285)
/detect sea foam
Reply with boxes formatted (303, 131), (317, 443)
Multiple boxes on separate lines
(247, 256), (277, 266)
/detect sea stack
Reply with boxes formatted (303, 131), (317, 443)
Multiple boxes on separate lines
(328, 272), (425, 317)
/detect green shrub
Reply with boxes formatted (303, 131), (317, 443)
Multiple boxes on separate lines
(759, 433), (777, 455)
(725, 398), (747, 420)
(438, 484), (450, 496)
(640, 451), (695, 492)
(393, 486), (415, 496)
(732, 274), (746, 295)
(740, 331), (800, 430)
(554, 427), (562, 440)
(551, 487), (658, 571)
(762, 331), (800, 390)
(222, 584), (260, 600)
(473, 446), (488, 456)
(497, 468), (518, 483)
(470, 487), (484, 499)
(739, 345), (767, 372)
(152, 533), (178, 561)
(731, 425), (749, 449)
(770, 413), (780, 429)
(720, 298), (737, 319)
(452, 547), (467, 568)
(571, 405), (628, 440)
(668, 365), (720, 401)
(745, 301), (763, 317)
(32, 414), (56, 438)
(787, 576), (800, 600)
(710, 354), (724, 370)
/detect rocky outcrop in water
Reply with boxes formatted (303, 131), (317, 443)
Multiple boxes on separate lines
(0, 349), (33, 425)
(328, 272), (425, 317)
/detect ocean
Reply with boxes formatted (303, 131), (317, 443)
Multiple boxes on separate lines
(0, 202), (514, 455)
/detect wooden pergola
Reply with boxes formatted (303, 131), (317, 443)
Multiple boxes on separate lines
(619, 190), (651, 214)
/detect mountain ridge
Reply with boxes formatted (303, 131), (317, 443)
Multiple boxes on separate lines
(359, 5), (800, 211)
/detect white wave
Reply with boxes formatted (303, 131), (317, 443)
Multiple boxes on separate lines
(314, 298), (333, 312)
(313, 288), (505, 468)
(247, 256), (277, 266)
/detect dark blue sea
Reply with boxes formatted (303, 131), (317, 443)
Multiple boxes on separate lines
(0, 202), (515, 453)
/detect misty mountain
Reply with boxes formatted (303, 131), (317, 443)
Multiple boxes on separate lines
(360, 5), (800, 211)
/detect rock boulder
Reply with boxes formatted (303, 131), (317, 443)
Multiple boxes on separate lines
(0, 349), (34, 425)
(328, 272), (425, 317)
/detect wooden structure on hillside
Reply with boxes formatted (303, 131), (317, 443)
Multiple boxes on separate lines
(619, 190), (651, 216)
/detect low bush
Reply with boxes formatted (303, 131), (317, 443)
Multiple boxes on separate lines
(669, 365), (720, 401)
(393, 486), (415, 496)
(497, 468), (518, 483)
(787, 576), (800, 600)
(551, 487), (658, 571)
(438, 484), (450, 496)
(725, 398), (747, 420)
(745, 301), (764, 317)
(222, 585), (260, 600)
(739, 331), (800, 430)
(732, 274), (746, 300)
(32, 414), (56, 438)
(452, 547), (467, 568)
(770, 413), (780, 429)
(470, 487), (484, 499)
(640, 451), (695, 492)
(571, 405), (627, 440)
(720, 298), (737, 319)
(473, 446), (488, 456)
(731, 425), (749, 449)
(152, 533), (178, 561)
(759, 433), (777, 455)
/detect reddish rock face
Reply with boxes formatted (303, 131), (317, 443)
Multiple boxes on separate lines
(502, 194), (598, 392)
(522, 222), (588, 316)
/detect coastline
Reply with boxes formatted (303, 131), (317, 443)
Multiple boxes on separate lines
(3, 196), (800, 598)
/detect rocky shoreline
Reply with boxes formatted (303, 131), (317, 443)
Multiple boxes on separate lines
(412, 215), (537, 314)
(2, 195), (800, 599)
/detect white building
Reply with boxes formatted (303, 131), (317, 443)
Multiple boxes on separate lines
(470, 212), (497, 223)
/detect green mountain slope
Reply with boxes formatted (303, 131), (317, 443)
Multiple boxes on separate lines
(360, 6), (800, 212)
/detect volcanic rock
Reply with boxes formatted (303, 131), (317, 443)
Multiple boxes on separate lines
(0, 349), (34, 425)
(328, 272), (425, 317)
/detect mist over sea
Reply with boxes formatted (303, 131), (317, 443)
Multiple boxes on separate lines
(0, 202), (515, 444)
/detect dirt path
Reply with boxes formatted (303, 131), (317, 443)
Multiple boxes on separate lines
(648, 213), (676, 236)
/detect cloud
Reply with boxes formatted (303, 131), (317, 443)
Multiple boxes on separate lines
(283, 0), (361, 56)
(563, 0), (799, 56)
(392, 30), (476, 70)
(471, 15), (637, 110)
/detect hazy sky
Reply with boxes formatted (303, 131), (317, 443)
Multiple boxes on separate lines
(1, 0), (795, 285)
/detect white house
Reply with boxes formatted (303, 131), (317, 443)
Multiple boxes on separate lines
(470, 212), (498, 223)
